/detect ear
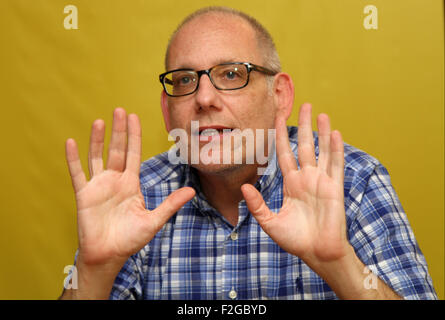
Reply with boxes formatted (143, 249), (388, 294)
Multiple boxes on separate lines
(160, 90), (171, 132)
(272, 73), (294, 120)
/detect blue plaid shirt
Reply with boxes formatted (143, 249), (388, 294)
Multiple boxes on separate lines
(109, 126), (437, 300)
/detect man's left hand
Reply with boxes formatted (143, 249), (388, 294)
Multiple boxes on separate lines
(241, 102), (350, 267)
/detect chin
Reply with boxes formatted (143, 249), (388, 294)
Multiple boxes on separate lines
(191, 162), (245, 176)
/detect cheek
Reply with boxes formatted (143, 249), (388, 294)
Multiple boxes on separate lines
(237, 94), (275, 129)
(168, 105), (190, 129)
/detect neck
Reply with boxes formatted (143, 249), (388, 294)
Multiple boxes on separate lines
(197, 164), (260, 226)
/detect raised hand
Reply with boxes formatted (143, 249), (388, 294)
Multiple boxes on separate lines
(241, 103), (349, 266)
(65, 108), (195, 269)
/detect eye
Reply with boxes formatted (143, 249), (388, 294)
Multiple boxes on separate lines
(180, 76), (191, 84)
(225, 70), (237, 80)
(224, 68), (239, 80)
(174, 75), (195, 86)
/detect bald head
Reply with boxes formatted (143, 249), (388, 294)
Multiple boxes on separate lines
(164, 6), (281, 73)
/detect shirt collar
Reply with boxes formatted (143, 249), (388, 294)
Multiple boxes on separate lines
(183, 165), (214, 214)
(182, 141), (282, 217)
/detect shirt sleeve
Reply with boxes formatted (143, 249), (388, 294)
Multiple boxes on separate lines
(346, 163), (437, 300)
(109, 254), (144, 300)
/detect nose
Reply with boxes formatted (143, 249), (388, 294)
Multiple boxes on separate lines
(194, 73), (222, 112)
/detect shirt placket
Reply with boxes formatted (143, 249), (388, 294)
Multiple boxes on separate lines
(222, 201), (253, 300)
(219, 218), (237, 300)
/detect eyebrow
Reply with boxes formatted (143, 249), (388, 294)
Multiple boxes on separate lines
(173, 58), (244, 71)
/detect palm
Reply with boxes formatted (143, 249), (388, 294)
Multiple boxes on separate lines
(242, 104), (348, 265)
(273, 168), (346, 261)
(66, 109), (195, 267)
(75, 170), (148, 265)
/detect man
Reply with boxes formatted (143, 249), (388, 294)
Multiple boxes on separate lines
(60, 7), (436, 299)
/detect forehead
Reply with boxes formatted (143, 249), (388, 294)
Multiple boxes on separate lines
(168, 13), (261, 70)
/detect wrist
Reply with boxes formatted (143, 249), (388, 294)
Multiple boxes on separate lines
(68, 257), (125, 300)
(305, 244), (371, 299)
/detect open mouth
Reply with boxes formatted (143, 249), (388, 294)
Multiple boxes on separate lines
(197, 126), (234, 141)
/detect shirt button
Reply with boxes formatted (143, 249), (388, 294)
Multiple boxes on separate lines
(230, 231), (238, 241)
(228, 289), (237, 299)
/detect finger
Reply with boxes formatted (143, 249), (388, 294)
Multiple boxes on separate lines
(65, 138), (87, 192)
(106, 108), (127, 172)
(150, 187), (196, 228)
(241, 184), (275, 228)
(88, 119), (105, 177)
(297, 103), (316, 168)
(316, 113), (331, 173)
(330, 130), (345, 184)
(125, 114), (142, 175)
(275, 115), (297, 177)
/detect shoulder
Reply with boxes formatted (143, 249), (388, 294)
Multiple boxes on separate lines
(287, 125), (388, 203)
(139, 151), (187, 190)
(287, 125), (381, 173)
(343, 142), (380, 174)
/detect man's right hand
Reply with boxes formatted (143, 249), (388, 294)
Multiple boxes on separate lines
(61, 108), (195, 299)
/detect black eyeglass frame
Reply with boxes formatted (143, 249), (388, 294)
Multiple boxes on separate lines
(159, 62), (277, 97)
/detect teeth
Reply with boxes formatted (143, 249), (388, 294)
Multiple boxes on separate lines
(200, 129), (220, 136)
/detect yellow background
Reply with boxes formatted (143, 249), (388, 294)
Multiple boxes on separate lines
(0, 0), (443, 299)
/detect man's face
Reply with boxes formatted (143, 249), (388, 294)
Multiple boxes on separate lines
(164, 13), (277, 174)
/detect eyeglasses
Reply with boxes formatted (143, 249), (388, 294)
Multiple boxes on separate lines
(159, 62), (277, 97)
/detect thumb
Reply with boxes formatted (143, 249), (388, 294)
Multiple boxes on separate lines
(241, 184), (275, 228)
(151, 187), (195, 229)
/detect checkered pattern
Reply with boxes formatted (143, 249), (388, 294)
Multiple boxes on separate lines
(108, 126), (437, 300)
